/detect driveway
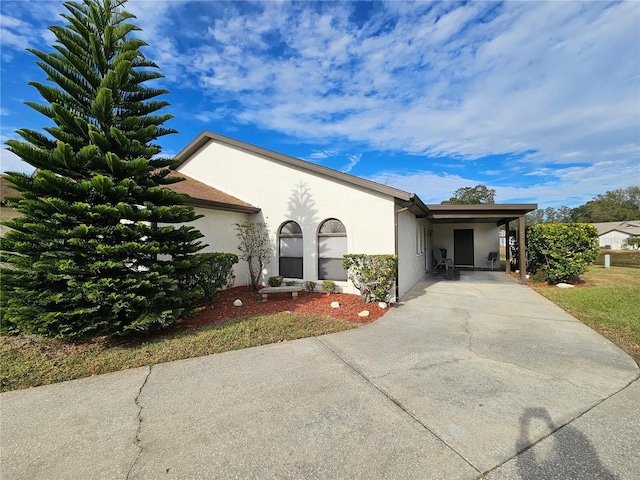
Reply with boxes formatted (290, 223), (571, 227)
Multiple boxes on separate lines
(2, 272), (638, 479)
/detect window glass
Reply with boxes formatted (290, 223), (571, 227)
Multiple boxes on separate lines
(318, 219), (347, 281)
(279, 221), (303, 278)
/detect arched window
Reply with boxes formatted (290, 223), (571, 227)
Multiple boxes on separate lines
(279, 221), (303, 279)
(318, 218), (347, 281)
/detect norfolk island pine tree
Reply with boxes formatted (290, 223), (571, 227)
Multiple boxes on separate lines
(1, 0), (206, 339)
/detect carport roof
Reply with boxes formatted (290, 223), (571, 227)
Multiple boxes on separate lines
(424, 203), (537, 225)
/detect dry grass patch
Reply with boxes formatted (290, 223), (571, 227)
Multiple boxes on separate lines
(1, 313), (355, 392)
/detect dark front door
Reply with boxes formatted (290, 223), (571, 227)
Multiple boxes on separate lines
(454, 229), (474, 267)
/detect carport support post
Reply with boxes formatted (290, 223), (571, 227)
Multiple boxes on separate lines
(519, 215), (527, 284)
(505, 221), (511, 275)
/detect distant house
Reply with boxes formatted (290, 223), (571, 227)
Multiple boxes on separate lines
(593, 220), (640, 249)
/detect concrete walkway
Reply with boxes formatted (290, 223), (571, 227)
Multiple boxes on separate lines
(2, 272), (638, 479)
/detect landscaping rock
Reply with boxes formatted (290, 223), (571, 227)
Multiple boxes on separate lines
(378, 302), (388, 309)
(358, 310), (370, 317)
(556, 283), (575, 289)
(233, 299), (243, 307)
(330, 301), (340, 309)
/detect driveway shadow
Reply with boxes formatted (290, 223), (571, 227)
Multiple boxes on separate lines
(515, 407), (619, 479)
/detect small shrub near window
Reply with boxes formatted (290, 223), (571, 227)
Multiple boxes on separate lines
(304, 281), (317, 293)
(526, 223), (599, 283)
(321, 280), (336, 295)
(268, 276), (284, 287)
(180, 253), (238, 302)
(343, 254), (398, 303)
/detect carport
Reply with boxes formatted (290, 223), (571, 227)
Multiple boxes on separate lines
(425, 204), (537, 284)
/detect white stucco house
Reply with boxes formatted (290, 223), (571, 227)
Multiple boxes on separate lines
(594, 221), (640, 250)
(0, 176), (20, 237)
(172, 131), (536, 299)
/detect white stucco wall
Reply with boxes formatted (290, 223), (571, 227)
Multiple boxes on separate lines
(431, 223), (500, 268)
(0, 205), (19, 237)
(599, 231), (631, 250)
(397, 210), (429, 298)
(190, 207), (253, 287)
(178, 141), (398, 293)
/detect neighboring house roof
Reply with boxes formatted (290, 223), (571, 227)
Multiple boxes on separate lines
(1, 173), (258, 214)
(593, 221), (640, 237)
(166, 171), (260, 213)
(175, 130), (537, 221)
(0, 176), (19, 205)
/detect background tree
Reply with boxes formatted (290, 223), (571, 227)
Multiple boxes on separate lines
(622, 236), (640, 250)
(526, 206), (575, 225)
(573, 186), (640, 222)
(441, 184), (496, 204)
(235, 221), (272, 291)
(1, 0), (205, 338)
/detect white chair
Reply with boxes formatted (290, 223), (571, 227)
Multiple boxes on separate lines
(434, 249), (454, 271)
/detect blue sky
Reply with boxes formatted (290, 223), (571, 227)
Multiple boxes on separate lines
(1, 0), (639, 208)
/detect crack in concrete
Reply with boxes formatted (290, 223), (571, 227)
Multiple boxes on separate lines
(315, 336), (482, 475)
(462, 316), (596, 394)
(126, 365), (153, 480)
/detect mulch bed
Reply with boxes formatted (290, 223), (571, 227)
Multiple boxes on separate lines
(179, 286), (388, 329)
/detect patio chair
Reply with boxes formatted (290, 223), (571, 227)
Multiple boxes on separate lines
(487, 251), (498, 270)
(434, 249), (454, 271)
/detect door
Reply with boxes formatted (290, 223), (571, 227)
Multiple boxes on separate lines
(454, 229), (474, 267)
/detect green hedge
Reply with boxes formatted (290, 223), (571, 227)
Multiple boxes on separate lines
(527, 223), (599, 283)
(179, 252), (238, 302)
(595, 250), (640, 268)
(343, 254), (398, 303)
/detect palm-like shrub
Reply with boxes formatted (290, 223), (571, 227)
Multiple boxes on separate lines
(1, 0), (205, 338)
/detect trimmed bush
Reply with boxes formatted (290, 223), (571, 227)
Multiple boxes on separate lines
(180, 253), (238, 302)
(343, 254), (398, 303)
(303, 281), (317, 293)
(268, 276), (283, 287)
(527, 224), (599, 283)
(321, 280), (336, 295)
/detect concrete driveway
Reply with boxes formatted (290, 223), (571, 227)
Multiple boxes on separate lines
(2, 271), (638, 479)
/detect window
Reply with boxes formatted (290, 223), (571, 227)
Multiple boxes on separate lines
(318, 218), (347, 281)
(279, 221), (303, 279)
(416, 226), (424, 254)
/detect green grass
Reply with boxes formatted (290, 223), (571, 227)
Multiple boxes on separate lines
(0, 312), (355, 392)
(534, 266), (640, 365)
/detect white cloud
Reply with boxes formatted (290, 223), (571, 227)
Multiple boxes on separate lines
(308, 150), (337, 160)
(149, 1), (637, 172)
(342, 153), (362, 173)
(0, 148), (34, 174)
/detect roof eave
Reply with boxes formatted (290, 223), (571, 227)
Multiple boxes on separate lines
(186, 197), (261, 214)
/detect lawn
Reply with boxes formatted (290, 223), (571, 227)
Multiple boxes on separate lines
(1, 312), (355, 393)
(534, 266), (640, 365)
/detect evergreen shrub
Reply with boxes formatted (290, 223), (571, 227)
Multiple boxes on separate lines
(343, 254), (398, 302)
(180, 253), (238, 302)
(526, 224), (599, 283)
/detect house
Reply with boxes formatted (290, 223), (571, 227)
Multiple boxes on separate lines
(0, 176), (20, 237)
(173, 131), (536, 298)
(593, 221), (640, 250)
